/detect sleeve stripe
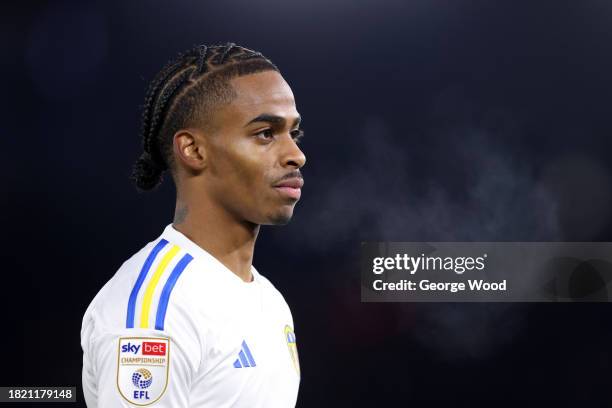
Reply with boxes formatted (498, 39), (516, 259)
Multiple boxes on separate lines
(126, 239), (169, 328)
(155, 253), (194, 330)
(139, 245), (181, 328)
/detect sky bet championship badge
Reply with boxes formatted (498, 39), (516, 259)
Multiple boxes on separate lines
(284, 325), (300, 375)
(117, 337), (169, 406)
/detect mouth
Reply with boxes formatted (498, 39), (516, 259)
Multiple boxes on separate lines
(273, 177), (304, 201)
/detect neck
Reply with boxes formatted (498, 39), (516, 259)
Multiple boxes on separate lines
(171, 192), (259, 283)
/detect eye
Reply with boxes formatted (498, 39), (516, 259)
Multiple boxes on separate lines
(254, 128), (275, 141)
(291, 129), (304, 144)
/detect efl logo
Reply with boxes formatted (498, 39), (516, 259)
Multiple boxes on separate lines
(118, 337), (170, 406)
(143, 342), (166, 356)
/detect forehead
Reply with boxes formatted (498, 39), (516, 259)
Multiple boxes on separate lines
(218, 71), (298, 125)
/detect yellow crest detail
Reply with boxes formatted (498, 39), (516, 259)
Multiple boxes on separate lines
(284, 325), (300, 375)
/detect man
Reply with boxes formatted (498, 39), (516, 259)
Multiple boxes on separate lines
(81, 43), (305, 407)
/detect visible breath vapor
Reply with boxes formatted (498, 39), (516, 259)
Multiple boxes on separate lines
(275, 107), (610, 359)
(290, 116), (561, 248)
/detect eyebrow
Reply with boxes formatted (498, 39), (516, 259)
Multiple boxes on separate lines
(244, 113), (301, 128)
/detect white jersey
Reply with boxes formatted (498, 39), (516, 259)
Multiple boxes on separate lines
(81, 224), (300, 407)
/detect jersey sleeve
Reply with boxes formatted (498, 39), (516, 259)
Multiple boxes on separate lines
(82, 279), (203, 407)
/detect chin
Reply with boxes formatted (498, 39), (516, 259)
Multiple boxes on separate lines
(266, 207), (295, 225)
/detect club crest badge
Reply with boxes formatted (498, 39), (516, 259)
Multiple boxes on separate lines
(117, 337), (169, 406)
(284, 325), (300, 375)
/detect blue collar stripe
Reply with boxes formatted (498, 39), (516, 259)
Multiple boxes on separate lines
(126, 239), (168, 328)
(154, 253), (194, 330)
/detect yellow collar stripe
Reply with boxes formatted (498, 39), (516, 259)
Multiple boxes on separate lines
(139, 245), (181, 328)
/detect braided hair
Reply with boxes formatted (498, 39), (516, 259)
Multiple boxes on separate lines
(131, 43), (279, 191)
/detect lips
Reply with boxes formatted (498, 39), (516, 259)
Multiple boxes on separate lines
(274, 178), (304, 189)
(273, 177), (304, 200)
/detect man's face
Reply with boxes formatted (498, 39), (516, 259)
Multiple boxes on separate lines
(203, 70), (306, 225)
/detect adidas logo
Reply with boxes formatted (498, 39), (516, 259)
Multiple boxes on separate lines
(233, 340), (256, 368)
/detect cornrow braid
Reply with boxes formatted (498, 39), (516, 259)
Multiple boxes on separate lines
(216, 42), (236, 65)
(238, 51), (264, 61)
(141, 60), (185, 153)
(131, 42), (279, 192)
(195, 45), (208, 75)
(146, 67), (195, 166)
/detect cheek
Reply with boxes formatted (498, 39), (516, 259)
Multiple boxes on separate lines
(216, 143), (271, 195)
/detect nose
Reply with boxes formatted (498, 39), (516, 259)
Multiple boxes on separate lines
(280, 134), (306, 169)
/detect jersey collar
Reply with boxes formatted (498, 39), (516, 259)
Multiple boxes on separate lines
(159, 223), (260, 285)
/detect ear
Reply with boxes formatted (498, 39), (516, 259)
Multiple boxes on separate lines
(173, 128), (208, 171)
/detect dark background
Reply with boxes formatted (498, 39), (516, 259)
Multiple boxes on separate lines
(3, 0), (612, 406)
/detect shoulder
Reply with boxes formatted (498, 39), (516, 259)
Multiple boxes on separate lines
(254, 268), (283, 296)
(81, 236), (208, 342)
(81, 236), (207, 375)
(254, 269), (294, 318)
